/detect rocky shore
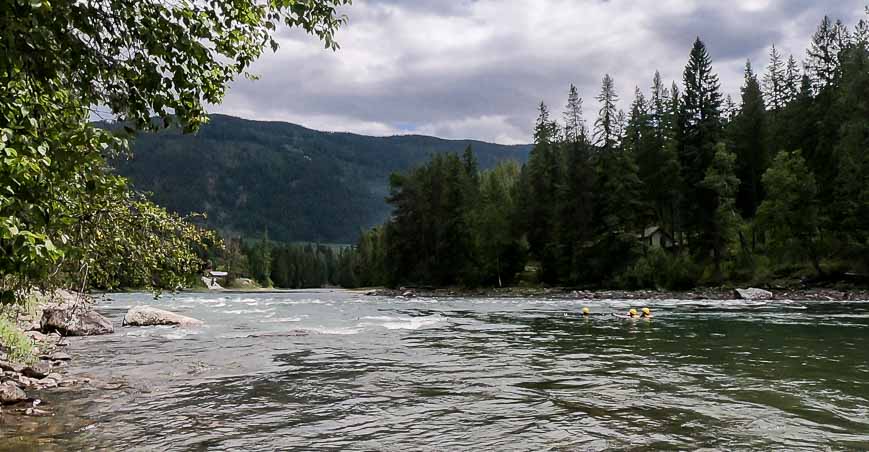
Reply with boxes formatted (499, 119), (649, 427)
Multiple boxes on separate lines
(0, 291), (208, 419)
(364, 286), (869, 301)
(0, 290), (111, 417)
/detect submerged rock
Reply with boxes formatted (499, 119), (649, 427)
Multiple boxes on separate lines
(42, 352), (71, 362)
(734, 288), (774, 300)
(122, 306), (203, 327)
(0, 383), (27, 405)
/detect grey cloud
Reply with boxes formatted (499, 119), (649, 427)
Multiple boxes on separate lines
(215, 1), (869, 144)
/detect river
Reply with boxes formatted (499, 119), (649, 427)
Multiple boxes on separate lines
(3, 290), (869, 450)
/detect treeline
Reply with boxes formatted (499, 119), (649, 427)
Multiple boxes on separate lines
(342, 11), (869, 290)
(219, 235), (355, 289)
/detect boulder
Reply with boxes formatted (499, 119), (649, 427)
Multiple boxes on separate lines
(734, 288), (774, 300)
(41, 306), (113, 336)
(123, 306), (203, 327)
(0, 383), (27, 405)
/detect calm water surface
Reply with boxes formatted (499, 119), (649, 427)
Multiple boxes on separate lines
(3, 290), (869, 451)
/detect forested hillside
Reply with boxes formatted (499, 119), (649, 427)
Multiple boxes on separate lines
(110, 115), (531, 244)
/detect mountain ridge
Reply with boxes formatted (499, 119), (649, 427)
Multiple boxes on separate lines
(112, 114), (532, 243)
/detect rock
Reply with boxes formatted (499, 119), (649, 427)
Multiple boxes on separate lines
(25, 407), (51, 416)
(41, 306), (114, 336)
(0, 383), (27, 404)
(22, 362), (51, 379)
(24, 331), (49, 342)
(402, 291), (415, 298)
(0, 360), (24, 374)
(734, 288), (774, 300)
(45, 373), (63, 382)
(364, 290), (378, 296)
(122, 306), (203, 327)
(15, 374), (36, 388)
(46, 352), (71, 361)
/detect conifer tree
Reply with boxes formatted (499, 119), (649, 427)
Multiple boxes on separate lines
(700, 144), (740, 281)
(763, 44), (787, 111)
(522, 103), (561, 282)
(730, 60), (768, 218)
(594, 74), (619, 151)
(784, 55), (802, 102)
(806, 16), (843, 90)
(563, 84), (586, 144)
(680, 37), (724, 256)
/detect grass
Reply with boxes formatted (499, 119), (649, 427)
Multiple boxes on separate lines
(0, 315), (34, 364)
(0, 293), (41, 364)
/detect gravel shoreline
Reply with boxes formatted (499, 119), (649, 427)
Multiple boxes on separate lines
(363, 286), (869, 301)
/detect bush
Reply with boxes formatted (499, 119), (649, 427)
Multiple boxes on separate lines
(617, 249), (701, 290)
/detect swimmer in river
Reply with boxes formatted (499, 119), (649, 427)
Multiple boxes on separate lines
(614, 308), (638, 318)
(582, 307), (591, 317)
(640, 307), (652, 319)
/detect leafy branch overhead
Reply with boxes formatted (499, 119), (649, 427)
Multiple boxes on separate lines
(0, 0), (350, 299)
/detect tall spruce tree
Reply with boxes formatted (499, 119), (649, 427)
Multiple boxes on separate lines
(763, 44), (787, 111)
(680, 37), (724, 257)
(784, 55), (802, 102)
(594, 74), (620, 152)
(806, 16), (843, 91)
(700, 143), (740, 281)
(522, 103), (561, 283)
(730, 60), (769, 218)
(556, 86), (595, 283)
(563, 84), (586, 144)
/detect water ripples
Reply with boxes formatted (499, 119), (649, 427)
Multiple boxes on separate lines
(7, 290), (869, 451)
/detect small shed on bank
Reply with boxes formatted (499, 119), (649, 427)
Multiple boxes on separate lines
(641, 226), (676, 250)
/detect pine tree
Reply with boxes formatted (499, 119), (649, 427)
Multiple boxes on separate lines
(680, 37), (724, 256)
(784, 55), (801, 102)
(699, 143), (740, 281)
(563, 84), (586, 144)
(594, 74), (619, 152)
(855, 14), (869, 47)
(806, 16), (842, 91)
(763, 44), (787, 111)
(522, 102), (561, 283)
(730, 60), (768, 218)
(723, 95), (738, 121)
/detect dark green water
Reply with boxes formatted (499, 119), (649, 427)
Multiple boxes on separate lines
(3, 291), (869, 450)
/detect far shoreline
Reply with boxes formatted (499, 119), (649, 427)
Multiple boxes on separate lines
(102, 285), (869, 302)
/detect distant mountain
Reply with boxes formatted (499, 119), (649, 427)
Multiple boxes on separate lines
(111, 114), (531, 243)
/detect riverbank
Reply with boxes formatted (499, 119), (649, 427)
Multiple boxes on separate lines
(0, 291), (109, 418)
(361, 286), (869, 301)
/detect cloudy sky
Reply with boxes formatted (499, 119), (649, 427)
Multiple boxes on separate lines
(214, 0), (867, 144)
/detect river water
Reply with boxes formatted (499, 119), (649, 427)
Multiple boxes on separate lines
(3, 290), (869, 451)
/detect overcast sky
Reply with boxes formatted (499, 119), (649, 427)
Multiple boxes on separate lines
(214, 0), (867, 144)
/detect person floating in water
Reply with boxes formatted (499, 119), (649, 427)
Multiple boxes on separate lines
(627, 308), (638, 318)
(640, 307), (652, 319)
(582, 307), (591, 317)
